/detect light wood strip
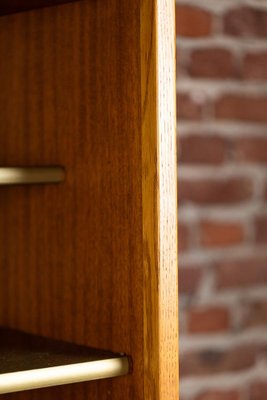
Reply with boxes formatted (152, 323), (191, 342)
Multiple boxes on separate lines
(141, 0), (179, 399)
(157, 1), (179, 398)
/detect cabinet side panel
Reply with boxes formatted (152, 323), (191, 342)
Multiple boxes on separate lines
(141, 0), (178, 399)
(0, 1), (143, 399)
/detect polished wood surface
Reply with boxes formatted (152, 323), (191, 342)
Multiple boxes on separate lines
(141, 1), (178, 398)
(0, 0), (178, 398)
(0, 0), (79, 16)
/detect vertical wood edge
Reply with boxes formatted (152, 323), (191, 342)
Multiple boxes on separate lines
(140, 0), (159, 398)
(141, 0), (178, 399)
(157, 0), (179, 399)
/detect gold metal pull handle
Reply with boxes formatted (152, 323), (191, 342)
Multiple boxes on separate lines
(0, 167), (65, 185)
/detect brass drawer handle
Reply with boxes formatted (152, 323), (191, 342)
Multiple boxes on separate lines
(0, 167), (65, 185)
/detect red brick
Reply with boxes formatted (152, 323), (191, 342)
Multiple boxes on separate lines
(188, 307), (230, 334)
(177, 49), (186, 78)
(250, 381), (267, 400)
(224, 7), (267, 37)
(180, 135), (226, 165)
(178, 223), (188, 253)
(217, 258), (267, 289)
(244, 300), (267, 328)
(200, 221), (244, 248)
(179, 267), (202, 295)
(215, 95), (267, 122)
(177, 92), (204, 120)
(179, 178), (252, 205)
(180, 345), (259, 377)
(176, 5), (212, 37)
(255, 216), (267, 243)
(234, 138), (267, 163)
(243, 52), (267, 80)
(196, 390), (240, 400)
(188, 48), (237, 79)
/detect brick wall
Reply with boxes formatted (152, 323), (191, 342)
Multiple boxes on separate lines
(177, 1), (267, 400)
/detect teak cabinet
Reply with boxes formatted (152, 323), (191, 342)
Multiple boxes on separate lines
(0, 0), (178, 399)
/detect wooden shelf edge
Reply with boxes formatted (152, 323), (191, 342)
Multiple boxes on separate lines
(0, 327), (130, 394)
(0, 0), (80, 16)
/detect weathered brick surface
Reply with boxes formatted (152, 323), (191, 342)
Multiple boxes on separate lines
(255, 216), (267, 243)
(180, 135), (226, 165)
(224, 7), (267, 37)
(200, 221), (244, 248)
(187, 307), (230, 334)
(243, 52), (267, 80)
(178, 222), (189, 252)
(180, 345), (260, 377)
(176, 5), (212, 37)
(217, 258), (267, 289)
(196, 391), (241, 400)
(177, 1), (267, 399)
(249, 381), (267, 400)
(215, 95), (267, 122)
(177, 92), (205, 120)
(234, 138), (267, 163)
(179, 178), (252, 205)
(188, 48), (237, 79)
(243, 300), (267, 328)
(179, 266), (203, 295)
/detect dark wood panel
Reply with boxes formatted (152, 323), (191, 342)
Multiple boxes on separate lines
(0, 0), (80, 16)
(0, 1), (143, 398)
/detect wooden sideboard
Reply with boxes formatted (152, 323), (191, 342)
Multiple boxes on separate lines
(0, 0), (178, 398)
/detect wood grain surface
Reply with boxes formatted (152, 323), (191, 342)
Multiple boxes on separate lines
(141, 0), (178, 398)
(157, 1), (179, 397)
(0, 0), (178, 398)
